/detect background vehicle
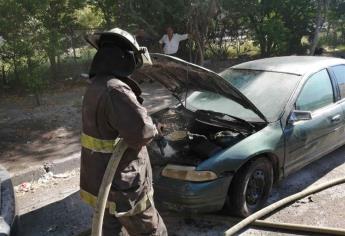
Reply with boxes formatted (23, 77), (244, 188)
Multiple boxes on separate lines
(134, 54), (345, 217)
(0, 165), (17, 236)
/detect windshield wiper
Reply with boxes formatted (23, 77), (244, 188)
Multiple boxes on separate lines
(195, 109), (256, 129)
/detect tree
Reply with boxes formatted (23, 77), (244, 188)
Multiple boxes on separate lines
(88, 0), (118, 29)
(187, 0), (220, 64)
(278, 0), (317, 54)
(327, 0), (345, 46)
(224, 0), (319, 56)
(33, 0), (85, 79)
(0, 0), (47, 104)
(309, 0), (328, 55)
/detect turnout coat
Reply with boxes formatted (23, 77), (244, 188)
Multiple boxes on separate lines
(80, 75), (158, 214)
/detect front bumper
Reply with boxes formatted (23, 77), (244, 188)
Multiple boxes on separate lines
(155, 175), (232, 213)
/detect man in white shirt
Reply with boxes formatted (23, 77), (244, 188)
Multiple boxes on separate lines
(159, 26), (189, 56)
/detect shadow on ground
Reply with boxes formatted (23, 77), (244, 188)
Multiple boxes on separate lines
(16, 144), (345, 236)
(17, 192), (93, 236)
(267, 145), (345, 204)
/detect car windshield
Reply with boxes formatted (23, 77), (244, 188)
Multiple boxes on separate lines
(186, 69), (301, 122)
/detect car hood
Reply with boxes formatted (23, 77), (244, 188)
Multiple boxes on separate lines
(131, 53), (267, 122)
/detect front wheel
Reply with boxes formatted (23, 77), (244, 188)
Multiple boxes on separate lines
(227, 157), (273, 217)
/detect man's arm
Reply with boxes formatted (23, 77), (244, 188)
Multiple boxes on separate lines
(159, 35), (165, 53)
(178, 33), (189, 41)
(106, 80), (158, 149)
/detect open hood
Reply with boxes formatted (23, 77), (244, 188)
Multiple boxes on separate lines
(131, 53), (267, 122)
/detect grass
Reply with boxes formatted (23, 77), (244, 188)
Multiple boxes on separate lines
(1, 46), (95, 95)
(205, 40), (260, 60)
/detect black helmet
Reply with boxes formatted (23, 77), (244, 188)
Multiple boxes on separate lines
(86, 28), (151, 77)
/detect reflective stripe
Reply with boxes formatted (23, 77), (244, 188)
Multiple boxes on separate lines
(80, 188), (153, 217)
(81, 133), (117, 153)
(80, 189), (112, 208)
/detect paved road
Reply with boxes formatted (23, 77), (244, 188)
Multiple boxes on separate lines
(15, 145), (345, 235)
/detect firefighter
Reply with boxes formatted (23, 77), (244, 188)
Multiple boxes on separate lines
(80, 28), (167, 235)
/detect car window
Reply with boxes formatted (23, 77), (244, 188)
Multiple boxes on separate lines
(331, 65), (345, 99)
(296, 69), (334, 111)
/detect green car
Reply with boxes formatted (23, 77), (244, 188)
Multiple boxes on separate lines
(134, 54), (345, 217)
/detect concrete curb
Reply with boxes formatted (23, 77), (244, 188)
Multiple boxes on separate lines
(0, 165), (16, 236)
(10, 152), (81, 186)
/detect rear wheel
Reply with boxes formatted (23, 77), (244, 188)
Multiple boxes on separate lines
(227, 157), (273, 217)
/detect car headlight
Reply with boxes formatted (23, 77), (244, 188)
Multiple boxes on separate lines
(161, 164), (218, 182)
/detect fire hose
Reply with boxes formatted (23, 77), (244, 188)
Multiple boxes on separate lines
(90, 138), (128, 236)
(224, 176), (345, 235)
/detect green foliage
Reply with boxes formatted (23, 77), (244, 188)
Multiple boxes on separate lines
(223, 0), (316, 56)
(75, 5), (103, 29)
(324, 0), (345, 47)
(88, 0), (118, 29)
(1, 0), (345, 100)
(0, 0), (86, 102)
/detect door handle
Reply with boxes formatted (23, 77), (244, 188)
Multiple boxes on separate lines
(331, 114), (341, 122)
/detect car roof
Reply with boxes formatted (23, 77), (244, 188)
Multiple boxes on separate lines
(232, 56), (345, 76)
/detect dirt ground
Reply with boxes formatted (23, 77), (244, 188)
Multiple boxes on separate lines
(0, 80), (175, 176)
(2, 56), (345, 235)
(0, 85), (84, 173)
(7, 75), (345, 235)
(0, 57), (235, 177)
(15, 145), (345, 236)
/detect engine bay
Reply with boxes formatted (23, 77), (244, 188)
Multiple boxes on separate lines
(148, 106), (264, 166)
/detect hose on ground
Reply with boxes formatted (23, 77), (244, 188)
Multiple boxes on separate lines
(194, 214), (345, 236)
(91, 139), (128, 236)
(253, 219), (345, 235)
(224, 176), (345, 235)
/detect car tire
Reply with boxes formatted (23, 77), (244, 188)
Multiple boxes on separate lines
(227, 157), (273, 217)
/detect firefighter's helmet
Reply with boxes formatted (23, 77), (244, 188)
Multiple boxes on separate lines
(86, 28), (151, 77)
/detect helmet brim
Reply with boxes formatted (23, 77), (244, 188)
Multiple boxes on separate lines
(85, 31), (143, 69)
(85, 32), (138, 52)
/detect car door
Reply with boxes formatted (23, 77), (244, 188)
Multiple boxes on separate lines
(284, 69), (345, 175)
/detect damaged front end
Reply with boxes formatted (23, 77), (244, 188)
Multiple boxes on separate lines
(131, 53), (268, 180)
(148, 105), (265, 172)
(147, 105), (266, 212)
(130, 53), (273, 212)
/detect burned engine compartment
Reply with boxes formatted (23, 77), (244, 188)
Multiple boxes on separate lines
(148, 106), (265, 167)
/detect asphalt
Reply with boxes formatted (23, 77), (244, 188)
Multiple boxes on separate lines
(1, 82), (175, 186)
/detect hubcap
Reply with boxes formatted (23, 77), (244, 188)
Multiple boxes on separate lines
(246, 169), (265, 206)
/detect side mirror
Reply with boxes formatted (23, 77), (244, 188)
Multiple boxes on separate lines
(288, 110), (312, 124)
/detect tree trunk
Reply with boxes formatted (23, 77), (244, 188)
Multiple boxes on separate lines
(1, 64), (6, 85)
(236, 38), (240, 57)
(12, 57), (19, 81)
(70, 30), (77, 62)
(27, 56), (41, 106)
(195, 39), (205, 65)
(47, 51), (57, 80)
(189, 0), (220, 65)
(310, 0), (326, 55)
(34, 92), (41, 106)
(259, 37), (269, 57)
